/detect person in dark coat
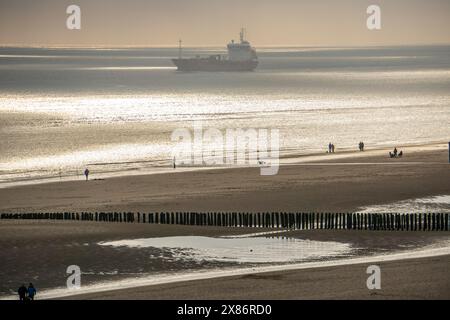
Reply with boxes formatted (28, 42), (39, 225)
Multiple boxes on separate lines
(18, 284), (27, 301)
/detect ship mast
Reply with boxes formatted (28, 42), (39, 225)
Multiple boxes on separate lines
(178, 39), (182, 59)
(240, 28), (245, 43)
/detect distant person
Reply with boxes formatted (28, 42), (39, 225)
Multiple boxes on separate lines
(328, 142), (332, 153)
(18, 284), (27, 301)
(332, 144), (335, 153)
(361, 142), (365, 151)
(84, 168), (89, 181)
(398, 150), (403, 157)
(393, 148), (398, 157)
(27, 283), (36, 300)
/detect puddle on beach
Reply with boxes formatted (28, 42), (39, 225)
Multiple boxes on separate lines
(99, 235), (353, 263)
(358, 195), (450, 213)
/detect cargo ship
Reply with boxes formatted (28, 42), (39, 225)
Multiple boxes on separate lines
(172, 29), (258, 72)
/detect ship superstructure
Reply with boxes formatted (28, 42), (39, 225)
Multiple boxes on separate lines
(172, 29), (258, 72)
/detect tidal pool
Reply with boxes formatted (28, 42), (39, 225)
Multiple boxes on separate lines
(99, 235), (354, 263)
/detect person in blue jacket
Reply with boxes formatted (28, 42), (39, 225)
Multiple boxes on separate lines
(27, 283), (36, 300)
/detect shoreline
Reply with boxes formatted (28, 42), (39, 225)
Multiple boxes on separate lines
(0, 143), (449, 213)
(0, 141), (447, 190)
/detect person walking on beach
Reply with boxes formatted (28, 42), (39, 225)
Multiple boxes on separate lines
(27, 283), (36, 300)
(328, 142), (332, 153)
(84, 168), (89, 181)
(331, 143), (335, 153)
(359, 141), (365, 151)
(18, 284), (27, 301)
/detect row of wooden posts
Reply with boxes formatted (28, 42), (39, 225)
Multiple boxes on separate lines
(1, 212), (449, 231)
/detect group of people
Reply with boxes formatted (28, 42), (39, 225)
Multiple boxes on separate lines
(18, 283), (36, 301)
(326, 142), (404, 158)
(358, 141), (365, 151)
(389, 147), (403, 158)
(327, 142), (336, 153)
(328, 142), (365, 153)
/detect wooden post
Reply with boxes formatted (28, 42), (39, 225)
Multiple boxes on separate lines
(304, 213), (307, 230)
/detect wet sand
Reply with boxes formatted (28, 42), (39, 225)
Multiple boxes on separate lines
(0, 144), (449, 213)
(1, 220), (449, 299)
(0, 220), (263, 296)
(65, 254), (450, 300)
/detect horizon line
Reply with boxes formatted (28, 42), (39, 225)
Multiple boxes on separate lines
(1, 42), (450, 50)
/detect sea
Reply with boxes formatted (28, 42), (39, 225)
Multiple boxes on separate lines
(1, 45), (449, 187)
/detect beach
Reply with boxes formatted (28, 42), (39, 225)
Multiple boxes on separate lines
(1, 143), (449, 213)
(0, 144), (449, 299)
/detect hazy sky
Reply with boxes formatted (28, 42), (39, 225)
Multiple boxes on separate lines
(1, 0), (450, 47)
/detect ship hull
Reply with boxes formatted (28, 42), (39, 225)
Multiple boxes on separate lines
(172, 58), (258, 72)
